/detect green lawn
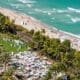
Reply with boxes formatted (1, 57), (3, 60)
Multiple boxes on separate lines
(0, 33), (28, 53)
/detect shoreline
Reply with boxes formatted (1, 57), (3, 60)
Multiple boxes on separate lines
(0, 7), (80, 50)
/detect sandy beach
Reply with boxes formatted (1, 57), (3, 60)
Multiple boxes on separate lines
(0, 7), (80, 50)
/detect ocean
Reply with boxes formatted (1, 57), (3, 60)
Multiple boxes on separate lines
(0, 0), (80, 34)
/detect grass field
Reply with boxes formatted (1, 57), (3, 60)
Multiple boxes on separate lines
(0, 33), (28, 53)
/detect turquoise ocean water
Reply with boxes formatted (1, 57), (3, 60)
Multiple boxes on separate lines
(0, 0), (80, 34)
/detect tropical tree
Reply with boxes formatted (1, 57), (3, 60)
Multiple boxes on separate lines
(0, 52), (11, 71)
(2, 68), (17, 80)
(60, 40), (71, 53)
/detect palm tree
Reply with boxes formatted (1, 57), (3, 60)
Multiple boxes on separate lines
(0, 52), (11, 72)
(2, 68), (17, 80)
(0, 46), (2, 53)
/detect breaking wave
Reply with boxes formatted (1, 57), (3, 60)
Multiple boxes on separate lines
(34, 7), (80, 15)
(68, 7), (80, 13)
(71, 17), (80, 23)
(18, 0), (36, 4)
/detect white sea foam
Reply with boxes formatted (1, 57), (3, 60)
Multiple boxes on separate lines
(48, 12), (52, 15)
(34, 8), (42, 12)
(34, 8), (50, 13)
(52, 8), (56, 11)
(34, 7), (80, 15)
(27, 4), (32, 8)
(56, 8), (80, 14)
(68, 7), (80, 13)
(18, 0), (36, 4)
(51, 17), (55, 20)
(10, 4), (20, 9)
(52, 7), (80, 14)
(34, 8), (53, 16)
(18, 0), (27, 4)
(71, 17), (80, 23)
(65, 14), (80, 23)
(34, 7), (80, 24)
(66, 14), (71, 17)
(57, 10), (67, 13)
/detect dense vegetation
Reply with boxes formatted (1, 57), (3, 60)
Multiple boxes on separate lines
(0, 13), (28, 53)
(0, 13), (29, 80)
(0, 13), (80, 80)
(29, 31), (80, 80)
